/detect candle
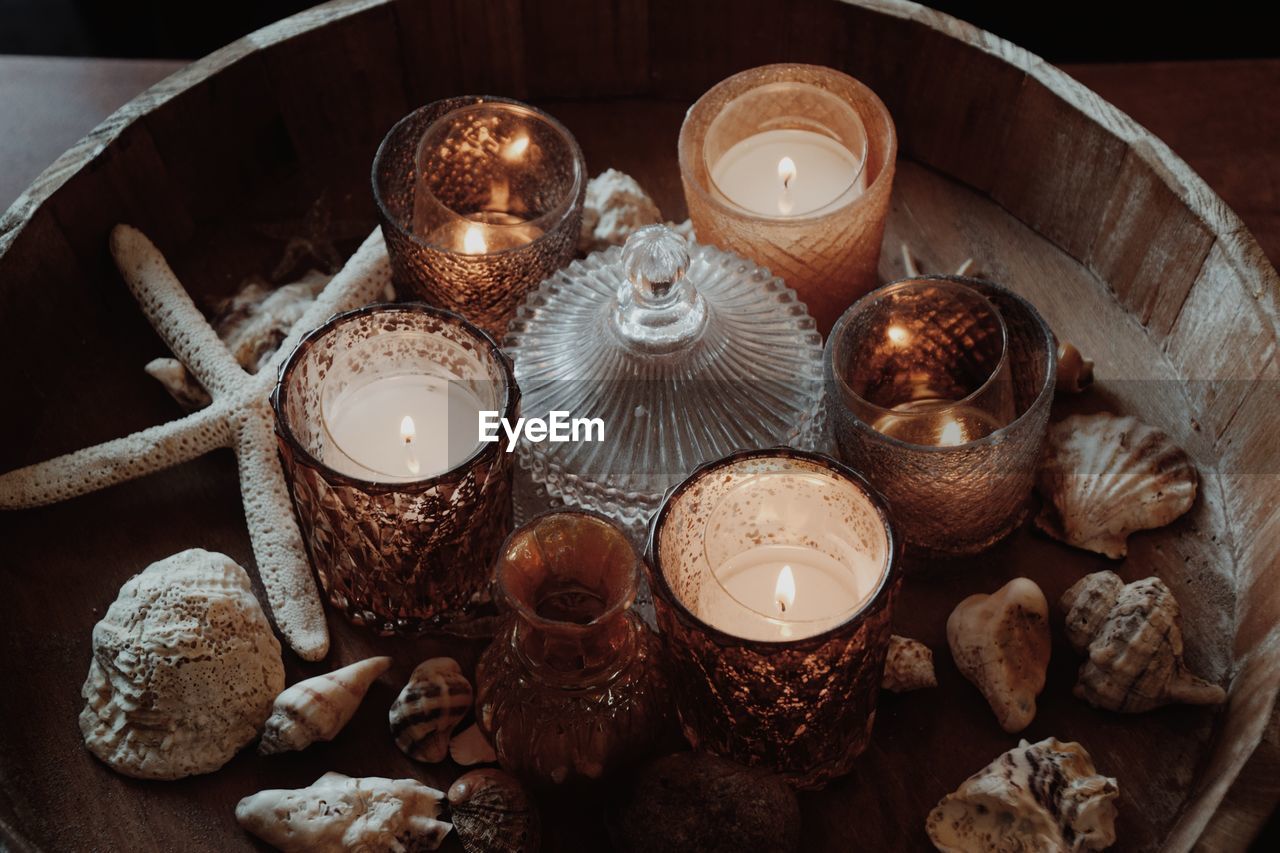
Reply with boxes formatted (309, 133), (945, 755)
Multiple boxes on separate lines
(321, 374), (486, 482)
(870, 400), (1006, 446)
(649, 448), (899, 787)
(711, 129), (866, 217)
(701, 544), (880, 641)
(428, 215), (546, 257)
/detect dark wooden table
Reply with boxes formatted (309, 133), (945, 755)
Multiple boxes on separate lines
(1, 53), (1276, 850)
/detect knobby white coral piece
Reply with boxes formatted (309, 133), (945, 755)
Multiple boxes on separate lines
(0, 224), (392, 661)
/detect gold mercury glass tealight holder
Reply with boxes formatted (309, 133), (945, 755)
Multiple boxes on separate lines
(648, 448), (899, 789)
(824, 276), (1057, 557)
(373, 97), (586, 338)
(272, 303), (519, 636)
(678, 63), (897, 335)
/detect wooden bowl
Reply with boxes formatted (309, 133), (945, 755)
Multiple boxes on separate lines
(0, 1), (1275, 850)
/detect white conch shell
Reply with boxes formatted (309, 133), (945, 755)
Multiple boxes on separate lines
(1036, 413), (1197, 558)
(1060, 571), (1226, 712)
(882, 635), (937, 693)
(236, 771), (451, 852)
(947, 578), (1051, 732)
(451, 722), (498, 766)
(259, 656), (392, 755)
(926, 737), (1119, 853)
(79, 549), (284, 780)
(389, 657), (473, 762)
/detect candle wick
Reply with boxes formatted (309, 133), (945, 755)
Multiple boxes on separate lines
(777, 599), (787, 614)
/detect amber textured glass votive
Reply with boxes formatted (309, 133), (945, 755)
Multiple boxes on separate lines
(649, 449), (899, 789)
(273, 304), (518, 636)
(679, 64), (897, 335)
(373, 97), (586, 337)
(825, 276), (1057, 557)
(475, 511), (673, 787)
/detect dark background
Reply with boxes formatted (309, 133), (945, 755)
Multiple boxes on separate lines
(0, 0), (1277, 61)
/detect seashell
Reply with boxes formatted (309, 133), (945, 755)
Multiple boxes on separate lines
(1035, 413), (1197, 559)
(882, 634), (937, 693)
(1060, 571), (1226, 712)
(78, 549), (285, 780)
(578, 168), (664, 254)
(390, 657), (473, 762)
(236, 771), (451, 852)
(1055, 341), (1095, 394)
(947, 578), (1051, 733)
(259, 656), (392, 755)
(451, 722), (498, 766)
(447, 768), (540, 853)
(926, 737), (1119, 852)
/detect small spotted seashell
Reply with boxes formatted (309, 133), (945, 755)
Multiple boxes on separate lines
(389, 657), (473, 762)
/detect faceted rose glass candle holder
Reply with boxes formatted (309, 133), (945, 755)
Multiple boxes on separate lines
(273, 304), (519, 636)
(679, 64), (897, 335)
(648, 449), (899, 789)
(475, 511), (673, 787)
(373, 97), (586, 337)
(825, 276), (1057, 557)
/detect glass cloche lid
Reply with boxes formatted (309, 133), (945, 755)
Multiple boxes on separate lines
(504, 224), (825, 536)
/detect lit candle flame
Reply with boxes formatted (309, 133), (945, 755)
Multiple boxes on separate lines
(938, 417), (966, 447)
(775, 564), (796, 614)
(400, 415), (420, 476)
(463, 225), (487, 255)
(778, 156), (796, 189)
(503, 134), (530, 160)
(887, 324), (910, 345)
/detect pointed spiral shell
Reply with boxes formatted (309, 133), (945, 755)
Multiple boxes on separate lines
(389, 657), (473, 762)
(259, 656), (392, 755)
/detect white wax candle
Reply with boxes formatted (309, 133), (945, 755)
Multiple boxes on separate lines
(322, 374), (485, 481)
(429, 212), (545, 255)
(711, 128), (865, 217)
(699, 543), (881, 641)
(871, 399), (1004, 446)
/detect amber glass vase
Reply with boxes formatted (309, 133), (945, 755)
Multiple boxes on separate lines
(475, 511), (673, 787)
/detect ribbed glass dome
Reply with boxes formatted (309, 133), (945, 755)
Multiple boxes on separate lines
(504, 225), (826, 541)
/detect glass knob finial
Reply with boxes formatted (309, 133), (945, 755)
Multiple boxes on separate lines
(613, 225), (707, 353)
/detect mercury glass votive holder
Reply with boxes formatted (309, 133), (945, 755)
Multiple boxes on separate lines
(648, 448), (899, 789)
(679, 63), (897, 335)
(825, 276), (1057, 557)
(373, 97), (586, 338)
(272, 303), (519, 636)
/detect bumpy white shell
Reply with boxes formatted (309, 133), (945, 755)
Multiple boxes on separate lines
(947, 578), (1052, 733)
(1060, 571), (1226, 712)
(1036, 413), (1197, 558)
(259, 656), (392, 755)
(578, 169), (663, 254)
(389, 657), (473, 762)
(882, 635), (938, 693)
(236, 771), (451, 852)
(927, 737), (1119, 853)
(79, 549), (285, 780)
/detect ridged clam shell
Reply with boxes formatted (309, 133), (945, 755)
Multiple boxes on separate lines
(447, 769), (540, 853)
(78, 549), (284, 780)
(1060, 571), (1226, 713)
(1035, 413), (1197, 558)
(236, 771), (451, 852)
(947, 578), (1051, 733)
(259, 656), (392, 755)
(926, 737), (1118, 853)
(389, 657), (473, 762)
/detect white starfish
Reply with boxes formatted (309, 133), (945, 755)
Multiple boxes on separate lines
(0, 225), (392, 661)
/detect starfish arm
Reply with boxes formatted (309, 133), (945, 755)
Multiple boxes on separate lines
(0, 402), (233, 509)
(234, 400), (330, 661)
(265, 229), (393, 375)
(110, 224), (246, 396)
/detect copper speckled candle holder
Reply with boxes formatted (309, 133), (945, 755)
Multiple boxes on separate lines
(373, 97), (586, 338)
(648, 448), (899, 789)
(825, 276), (1057, 557)
(679, 64), (897, 335)
(273, 304), (519, 636)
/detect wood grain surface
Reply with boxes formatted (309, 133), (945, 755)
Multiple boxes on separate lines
(0, 2), (1276, 851)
